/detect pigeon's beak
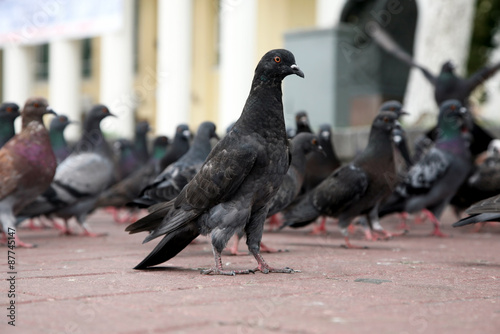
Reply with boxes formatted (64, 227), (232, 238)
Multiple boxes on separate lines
(183, 130), (191, 139)
(107, 112), (117, 118)
(399, 110), (409, 116)
(45, 106), (57, 116)
(291, 64), (304, 78)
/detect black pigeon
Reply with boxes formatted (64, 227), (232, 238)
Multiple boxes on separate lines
(133, 120), (151, 165)
(371, 25), (496, 156)
(131, 121), (219, 208)
(49, 114), (73, 164)
(17, 105), (116, 236)
(229, 132), (324, 255)
(158, 124), (191, 170)
(95, 136), (170, 212)
(0, 102), (20, 148)
(281, 111), (400, 248)
(0, 97), (56, 247)
(295, 111), (312, 135)
(378, 100), (472, 237)
(126, 49), (304, 275)
(452, 193), (500, 227)
(114, 139), (138, 181)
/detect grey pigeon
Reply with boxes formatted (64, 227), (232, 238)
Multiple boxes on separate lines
(452, 193), (500, 227)
(0, 102), (20, 148)
(281, 111), (400, 248)
(49, 114), (73, 164)
(126, 49), (304, 275)
(158, 124), (191, 170)
(229, 132), (324, 255)
(131, 121), (219, 208)
(378, 100), (472, 237)
(18, 105), (116, 236)
(95, 136), (170, 215)
(0, 97), (56, 247)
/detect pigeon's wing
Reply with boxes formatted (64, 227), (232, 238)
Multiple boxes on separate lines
(0, 149), (20, 199)
(137, 139), (259, 241)
(370, 25), (437, 85)
(464, 61), (500, 94)
(313, 164), (369, 215)
(465, 193), (500, 215)
(404, 148), (449, 194)
(174, 140), (258, 212)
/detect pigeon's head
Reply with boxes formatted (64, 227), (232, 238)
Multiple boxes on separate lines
(318, 124), (332, 141)
(293, 133), (324, 156)
(198, 121), (219, 141)
(50, 115), (73, 132)
(438, 99), (471, 134)
(379, 100), (408, 119)
(0, 102), (21, 121)
(22, 97), (56, 126)
(441, 61), (456, 74)
(176, 124), (192, 141)
(135, 120), (151, 136)
(372, 111), (399, 133)
(295, 111), (309, 127)
(88, 104), (115, 122)
(255, 49), (304, 83)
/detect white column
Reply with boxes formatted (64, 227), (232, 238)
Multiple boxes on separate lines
(156, 0), (193, 137)
(2, 45), (34, 106)
(316, 0), (346, 28)
(99, 0), (134, 138)
(218, 0), (257, 131)
(403, 0), (476, 124)
(49, 39), (82, 141)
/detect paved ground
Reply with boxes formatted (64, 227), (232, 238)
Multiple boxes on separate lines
(1, 208), (499, 334)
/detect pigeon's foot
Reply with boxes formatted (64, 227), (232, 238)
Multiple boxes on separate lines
(429, 227), (448, 238)
(59, 229), (76, 236)
(342, 237), (368, 249)
(110, 208), (138, 224)
(260, 242), (285, 253)
(80, 230), (108, 237)
(267, 214), (282, 231)
(14, 235), (36, 248)
(396, 212), (410, 230)
(251, 252), (297, 274)
(424, 210), (448, 238)
(200, 268), (254, 276)
(309, 217), (327, 235)
(414, 211), (428, 225)
(27, 219), (43, 230)
(226, 236), (248, 256)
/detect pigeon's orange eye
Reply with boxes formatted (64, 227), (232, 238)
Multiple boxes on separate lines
(34, 103), (39, 108)
(6, 107), (12, 112)
(274, 56), (281, 63)
(102, 108), (108, 113)
(450, 105), (456, 111)
(383, 117), (389, 123)
(312, 139), (318, 145)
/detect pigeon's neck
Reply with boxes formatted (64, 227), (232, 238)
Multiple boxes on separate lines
(238, 83), (286, 138)
(358, 127), (394, 165)
(49, 129), (67, 150)
(134, 133), (149, 159)
(0, 118), (16, 143)
(290, 144), (310, 173)
(76, 122), (111, 156)
(151, 145), (167, 162)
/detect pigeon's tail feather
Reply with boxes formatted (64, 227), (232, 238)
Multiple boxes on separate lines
(125, 201), (174, 234)
(452, 213), (500, 227)
(126, 196), (157, 209)
(134, 222), (199, 269)
(280, 196), (320, 229)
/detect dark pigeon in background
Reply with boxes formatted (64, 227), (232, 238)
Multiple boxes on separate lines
(158, 124), (191, 170)
(126, 49), (304, 275)
(378, 100), (472, 237)
(0, 102), (20, 148)
(294, 111), (312, 136)
(96, 135), (170, 222)
(229, 132), (324, 255)
(131, 121), (219, 208)
(0, 97), (56, 247)
(114, 139), (137, 181)
(281, 111), (400, 248)
(133, 120), (151, 166)
(49, 114), (73, 164)
(453, 193), (500, 227)
(371, 25), (496, 156)
(18, 105), (116, 237)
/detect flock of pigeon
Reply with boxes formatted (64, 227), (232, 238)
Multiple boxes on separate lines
(1, 48), (500, 276)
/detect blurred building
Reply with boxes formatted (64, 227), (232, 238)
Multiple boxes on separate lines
(0, 0), (495, 141)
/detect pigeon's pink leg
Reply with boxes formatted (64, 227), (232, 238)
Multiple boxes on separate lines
(267, 214), (281, 231)
(309, 217), (327, 235)
(251, 252), (296, 273)
(80, 225), (107, 237)
(227, 235), (248, 256)
(423, 209), (448, 237)
(14, 234), (36, 248)
(259, 242), (282, 253)
(397, 212), (410, 230)
(201, 248), (253, 275)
